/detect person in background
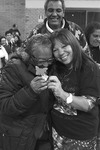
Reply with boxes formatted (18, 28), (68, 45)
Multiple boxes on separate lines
(0, 45), (8, 73)
(27, 0), (90, 56)
(0, 36), (7, 46)
(0, 34), (54, 150)
(5, 30), (22, 59)
(13, 34), (22, 50)
(85, 22), (100, 150)
(9, 24), (21, 37)
(85, 22), (100, 65)
(5, 30), (15, 52)
(0, 36), (12, 56)
(47, 28), (100, 150)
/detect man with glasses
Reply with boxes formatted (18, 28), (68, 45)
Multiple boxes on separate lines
(27, 0), (90, 56)
(0, 34), (53, 150)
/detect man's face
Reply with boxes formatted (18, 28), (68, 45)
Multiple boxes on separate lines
(6, 33), (13, 42)
(32, 44), (53, 68)
(45, 0), (64, 30)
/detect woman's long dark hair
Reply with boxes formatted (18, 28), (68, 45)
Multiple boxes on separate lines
(50, 28), (96, 70)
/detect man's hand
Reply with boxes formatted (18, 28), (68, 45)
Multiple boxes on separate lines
(30, 76), (48, 93)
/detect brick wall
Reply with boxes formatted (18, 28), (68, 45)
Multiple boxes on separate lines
(0, 0), (25, 40)
(25, 8), (44, 38)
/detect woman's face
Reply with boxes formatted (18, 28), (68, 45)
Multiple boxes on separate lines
(53, 39), (73, 65)
(89, 29), (100, 47)
(1, 38), (6, 45)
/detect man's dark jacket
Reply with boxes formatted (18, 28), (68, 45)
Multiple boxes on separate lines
(0, 56), (53, 150)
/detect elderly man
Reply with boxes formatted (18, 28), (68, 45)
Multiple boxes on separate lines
(0, 34), (53, 150)
(27, 0), (90, 56)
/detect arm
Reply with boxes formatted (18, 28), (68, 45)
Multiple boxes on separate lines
(0, 60), (38, 116)
(57, 90), (95, 112)
(26, 23), (43, 41)
(48, 76), (93, 112)
(0, 59), (49, 116)
(48, 63), (98, 112)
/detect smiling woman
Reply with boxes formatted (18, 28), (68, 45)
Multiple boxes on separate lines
(47, 28), (100, 150)
(53, 41), (73, 65)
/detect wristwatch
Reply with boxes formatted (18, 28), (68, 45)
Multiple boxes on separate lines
(66, 93), (73, 104)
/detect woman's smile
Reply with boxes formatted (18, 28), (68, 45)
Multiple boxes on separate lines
(53, 39), (73, 65)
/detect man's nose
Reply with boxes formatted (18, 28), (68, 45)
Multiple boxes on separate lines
(52, 10), (58, 16)
(42, 62), (49, 67)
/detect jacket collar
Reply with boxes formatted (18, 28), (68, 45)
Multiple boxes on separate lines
(44, 18), (69, 31)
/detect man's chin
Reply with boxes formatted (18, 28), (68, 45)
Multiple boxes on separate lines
(49, 22), (60, 29)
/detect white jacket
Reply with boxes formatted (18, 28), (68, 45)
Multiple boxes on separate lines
(0, 45), (8, 69)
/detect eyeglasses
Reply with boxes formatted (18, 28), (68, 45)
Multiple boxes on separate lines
(31, 55), (54, 65)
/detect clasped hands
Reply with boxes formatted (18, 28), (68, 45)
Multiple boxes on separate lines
(30, 76), (64, 98)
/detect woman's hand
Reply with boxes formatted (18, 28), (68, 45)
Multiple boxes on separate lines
(30, 76), (48, 93)
(48, 76), (95, 112)
(47, 76), (64, 99)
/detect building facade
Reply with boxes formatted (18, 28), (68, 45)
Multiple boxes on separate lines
(0, 0), (25, 40)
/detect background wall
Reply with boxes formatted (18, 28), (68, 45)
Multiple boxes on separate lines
(0, 0), (25, 40)
(25, 8), (44, 38)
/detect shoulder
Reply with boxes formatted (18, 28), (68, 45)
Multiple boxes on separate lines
(31, 22), (45, 35)
(66, 20), (85, 40)
(67, 20), (83, 32)
(66, 20), (89, 54)
(66, 20), (85, 42)
(0, 59), (23, 85)
(81, 59), (98, 77)
(5, 58), (24, 71)
(2, 58), (28, 82)
(27, 22), (45, 39)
